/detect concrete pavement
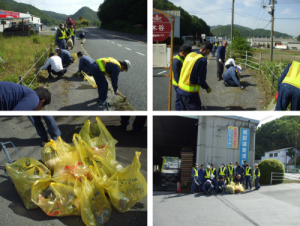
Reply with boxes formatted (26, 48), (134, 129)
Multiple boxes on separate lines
(153, 183), (300, 226)
(0, 116), (147, 226)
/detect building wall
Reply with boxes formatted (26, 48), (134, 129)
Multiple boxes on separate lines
(261, 150), (290, 165)
(288, 43), (300, 50)
(195, 116), (257, 169)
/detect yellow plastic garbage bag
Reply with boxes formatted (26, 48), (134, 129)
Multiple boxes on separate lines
(41, 139), (59, 172)
(92, 154), (123, 180)
(226, 182), (235, 194)
(67, 38), (73, 48)
(74, 174), (111, 226)
(6, 157), (51, 209)
(71, 53), (77, 63)
(82, 71), (97, 88)
(79, 117), (118, 159)
(234, 182), (245, 193)
(31, 173), (81, 217)
(104, 152), (147, 212)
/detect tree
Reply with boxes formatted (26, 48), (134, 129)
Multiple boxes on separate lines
(229, 30), (250, 51)
(297, 35), (300, 41)
(286, 148), (295, 158)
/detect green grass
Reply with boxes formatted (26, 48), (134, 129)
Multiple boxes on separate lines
(0, 34), (55, 88)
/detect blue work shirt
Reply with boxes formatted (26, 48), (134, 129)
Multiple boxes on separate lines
(217, 45), (226, 59)
(235, 177), (243, 184)
(172, 54), (184, 85)
(58, 49), (73, 63)
(106, 62), (121, 93)
(55, 29), (65, 44)
(177, 51), (209, 97)
(255, 168), (259, 176)
(236, 167), (244, 177)
(212, 45), (216, 52)
(203, 181), (213, 192)
(0, 81), (39, 110)
(223, 67), (242, 87)
(216, 180), (225, 189)
(79, 55), (95, 72)
(278, 63), (292, 90)
(198, 168), (205, 183)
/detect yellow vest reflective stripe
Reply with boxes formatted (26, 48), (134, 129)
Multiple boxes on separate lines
(219, 167), (225, 175)
(69, 29), (74, 36)
(227, 177), (233, 183)
(172, 55), (184, 86)
(58, 28), (66, 39)
(204, 169), (210, 178)
(178, 52), (203, 93)
(228, 167), (234, 175)
(191, 167), (198, 177)
(215, 43), (218, 47)
(95, 57), (121, 76)
(211, 168), (215, 175)
(282, 61), (300, 89)
(245, 167), (251, 176)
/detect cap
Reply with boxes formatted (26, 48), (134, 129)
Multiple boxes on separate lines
(211, 163), (214, 166)
(222, 163), (225, 166)
(124, 60), (131, 71)
(206, 180), (211, 183)
(180, 44), (192, 52)
(55, 48), (60, 53)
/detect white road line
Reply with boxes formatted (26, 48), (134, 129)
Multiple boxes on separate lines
(117, 44), (122, 47)
(125, 47), (131, 50)
(136, 52), (145, 56)
(157, 70), (167, 75)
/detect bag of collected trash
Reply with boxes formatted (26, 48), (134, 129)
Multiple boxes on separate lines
(74, 174), (111, 226)
(226, 183), (235, 194)
(41, 140), (59, 171)
(234, 182), (245, 193)
(79, 117), (118, 159)
(71, 53), (77, 63)
(104, 152), (147, 212)
(67, 38), (73, 48)
(82, 71), (98, 88)
(6, 157), (51, 209)
(31, 173), (81, 216)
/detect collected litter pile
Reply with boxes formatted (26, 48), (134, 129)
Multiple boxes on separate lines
(226, 182), (245, 194)
(6, 117), (147, 225)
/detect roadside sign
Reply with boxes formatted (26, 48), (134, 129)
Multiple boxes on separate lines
(239, 128), (250, 165)
(78, 16), (82, 21)
(201, 34), (206, 39)
(153, 14), (171, 42)
(0, 10), (20, 18)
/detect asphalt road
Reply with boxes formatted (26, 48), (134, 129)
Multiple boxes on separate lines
(82, 27), (147, 111)
(154, 183), (300, 226)
(0, 116), (147, 226)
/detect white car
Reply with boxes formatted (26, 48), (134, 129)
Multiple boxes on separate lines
(51, 26), (57, 31)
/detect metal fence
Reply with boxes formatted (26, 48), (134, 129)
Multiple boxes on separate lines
(270, 172), (300, 184)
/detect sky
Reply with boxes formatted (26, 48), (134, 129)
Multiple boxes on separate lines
(13, 0), (102, 15)
(170, 0), (300, 37)
(235, 114), (281, 127)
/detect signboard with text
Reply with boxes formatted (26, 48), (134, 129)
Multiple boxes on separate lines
(239, 128), (250, 165)
(153, 14), (171, 42)
(227, 126), (238, 148)
(0, 10), (20, 18)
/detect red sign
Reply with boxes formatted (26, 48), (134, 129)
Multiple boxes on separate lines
(0, 10), (20, 18)
(153, 14), (171, 42)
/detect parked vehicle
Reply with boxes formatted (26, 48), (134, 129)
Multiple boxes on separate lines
(66, 17), (76, 30)
(4, 24), (31, 32)
(51, 26), (57, 31)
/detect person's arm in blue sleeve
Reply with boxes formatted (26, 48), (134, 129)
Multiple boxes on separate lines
(278, 63), (292, 90)
(111, 65), (120, 93)
(230, 70), (242, 87)
(221, 47), (226, 59)
(203, 182), (206, 192)
(55, 30), (60, 44)
(78, 57), (84, 72)
(192, 168), (195, 179)
(172, 59), (182, 84)
(13, 92), (39, 111)
(255, 168), (258, 176)
(196, 59), (209, 89)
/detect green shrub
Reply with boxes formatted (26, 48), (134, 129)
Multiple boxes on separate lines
(258, 159), (285, 185)
(33, 36), (42, 44)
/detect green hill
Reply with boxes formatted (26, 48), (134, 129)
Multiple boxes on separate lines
(211, 24), (292, 38)
(0, 0), (10, 10)
(42, 10), (66, 22)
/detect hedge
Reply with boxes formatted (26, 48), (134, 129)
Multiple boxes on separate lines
(258, 159), (285, 185)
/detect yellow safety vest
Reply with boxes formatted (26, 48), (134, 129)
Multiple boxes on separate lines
(228, 166), (234, 175)
(191, 167), (198, 177)
(256, 168), (260, 177)
(215, 43), (218, 47)
(211, 168), (215, 175)
(69, 28), (74, 36)
(227, 177), (233, 183)
(282, 61), (300, 89)
(178, 52), (204, 93)
(172, 55), (184, 86)
(95, 57), (121, 76)
(219, 167), (225, 176)
(245, 167), (251, 176)
(58, 28), (66, 39)
(204, 169), (210, 178)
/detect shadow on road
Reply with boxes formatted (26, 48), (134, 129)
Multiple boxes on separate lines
(59, 99), (99, 111)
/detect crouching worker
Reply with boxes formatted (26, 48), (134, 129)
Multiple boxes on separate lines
(40, 53), (67, 79)
(76, 51), (95, 75)
(79, 32), (85, 40)
(0, 81), (51, 111)
(55, 48), (73, 67)
(223, 66), (244, 89)
(216, 176), (226, 195)
(235, 174), (243, 185)
(90, 57), (131, 108)
(203, 177), (214, 194)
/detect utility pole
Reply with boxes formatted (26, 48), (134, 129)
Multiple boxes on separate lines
(270, 0), (274, 61)
(231, 0), (235, 41)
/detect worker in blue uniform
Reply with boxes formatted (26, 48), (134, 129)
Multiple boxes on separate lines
(216, 41), (227, 81)
(275, 61), (300, 110)
(203, 178), (214, 194)
(55, 48), (73, 67)
(211, 43), (217, 57)
(216, 176), (226, 194)
(236, 164), (244, 185)
(218, 163), (227, 180)
(210, 163), (217, 189)
(177, 42), (213, 110)
(55, 23), (66, 50)
(76, 51), (95, 75)
(204, 164), (211, 183)
(245, 164), (252, 189)
(198, 164), (205, 192)
(0, 81), (51, 111)
(223, 66), (244, 89)
(254, 163), (261, 190)
(191, 163), (199, 193)
(242, 160), (247, 185)
(235, 174), (243, 184)
(226, 174), (234, 184)
(227, 162), (234, 181)
(173, 44), (192, 111)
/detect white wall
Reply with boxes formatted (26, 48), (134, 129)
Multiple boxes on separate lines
(261, 150), (290, 165)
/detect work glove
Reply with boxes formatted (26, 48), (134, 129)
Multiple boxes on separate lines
(76, 71), (81, 76)
(206, 87), (212, 93)
(219, 59), (222, 63)
(240, 86), (244, 90)
(275, 92), (279, 100)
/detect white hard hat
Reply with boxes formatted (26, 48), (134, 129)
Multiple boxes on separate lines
(210, 174), (214, 179)
(206, 180), (211, 183)
(207, 165), (211, 169)
(124, 60), (131, 71)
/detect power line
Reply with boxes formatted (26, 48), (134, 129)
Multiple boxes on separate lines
(275, 17), (300, 19)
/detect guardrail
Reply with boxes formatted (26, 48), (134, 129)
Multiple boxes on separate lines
(270, 172), (300, 184)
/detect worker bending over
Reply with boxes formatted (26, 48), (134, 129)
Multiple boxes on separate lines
(203, 177), (214, 195)
(55, 48), (73, 67)
(223, 66), (244, 89)
(77, 51), (95, 75)
(173, 44), (192, 110)
(191, 163), (198, 193)
(55, 23), (66, 50)
(40, 53), (67, 79)
(225, 57), (237, 69)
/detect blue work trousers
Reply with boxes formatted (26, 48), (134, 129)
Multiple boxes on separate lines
(191, 176), (198, 193)
(275, 83), (300, 110)
(255, 177), (260, 190)
(90, 62), (108, 102)
(71, 35), (75, 45)
(82, 65), (90, 74)
(57, 39), (66, 50)
(120, 116), (147, 132)
(245, 176), (252, 189)
(174, 86), (180, 111)
(178, 94), (202, 111)
(225, 79), (239, 87)
(28, 116), (61, 141)
(212, 50), (216, 57)
(203, 183), (213, 193)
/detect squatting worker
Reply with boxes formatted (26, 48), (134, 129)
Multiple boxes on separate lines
(55, 23), (66, 50)
(177, 42), (213, 110)
(225, 57), (237, 69)
(275, 61), (300, 110)
(68, 25), (75, 50)
(77, 51), (95, 75)
(0, 81), (51, 110)
(173, 44), (192, 111)
(55, 48), (73, 67)
(40, 53), (67, 79)
(254, 163), (261, 190)
(90, 57), (131, 105)
(223, 66), (244, 89)
(191, 163), (198, 193)
(216, 41), (227, 81)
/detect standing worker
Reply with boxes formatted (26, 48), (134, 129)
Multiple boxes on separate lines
(227, 162), (234, 180)
(275, 61), (300, 110)
(216, 41), (227, 81)
(65, 27), (71, 50)
(218, 163), (227, 180)
(55, 23), (66, 50)
(210, 163), (217, 189)
(198, 164), (205, 192)
(254, 163), (261, 190)
(173, 44), (192, 111)
(211, 43), (216, 57)
(245, 164), (252, 190)
(204, 164), (211, 183)
(76, 51), (95, 75)
(191, 163), (199, 193)
(55, 48), (73, 67)
(89, 57), (131, 108)
(176, 42), (213, 110)
(68, 25), (75, 50)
